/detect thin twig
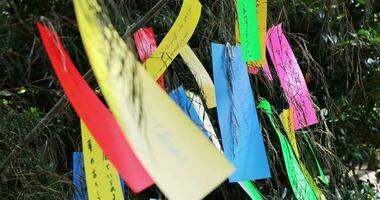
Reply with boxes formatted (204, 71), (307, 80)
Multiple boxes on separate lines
(122, 0), (170, 38)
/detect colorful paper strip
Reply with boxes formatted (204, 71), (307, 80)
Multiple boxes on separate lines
(133, 28), (165, 89)
(169, 86), (208, 137)
(250, 0), (268, 67)
(144, 0), (202, 80)
(280, 108), (300, 160)
(73, 152), (88, 200)
(81, 121), (124, 200)
(267, 24), (318, 130)
(236, 0), (261, 61)
(73, 1), (234, 199)
(212, 42), (271, 182)
(258, 100), (319, 200)
(180, 45), (217, 108)
(186, 91), (222, 151)
(37, 23), (153, 192)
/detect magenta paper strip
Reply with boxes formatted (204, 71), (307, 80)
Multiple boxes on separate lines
(266, 24), (318, 130)
(262, 60), (273, 81)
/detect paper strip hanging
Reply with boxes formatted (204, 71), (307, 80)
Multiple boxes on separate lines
(279, 108), (300, 160)
(73, 1), (234, 199)
(169, 86), (208, 137)
(303, 133), (329, 185)
(37, 23), (153, 192)
(257, 100), (318, 200)
(238, 181), (264, 200)
(187, 84), (264, 200)
(262, 60), (273, 81)
(248, 67), (259, 75)
(251, 0), (267, 67)
(248, 61), (273, 82)
(236, 0), (261, 62)
(186, 91), (222, 151)
(73, 152), (88, 200)
(267, 24), (318, 130)
(212, 42), (271, 182)
(180, 45), (217, 108)
(133, 28), (165, 89)
(144, 0), (201, 80)
(300, 162), (327, 200)
(81, 121), (124, 200)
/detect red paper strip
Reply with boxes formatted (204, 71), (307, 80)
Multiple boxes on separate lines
(37, 23), (153, 192)
(134, 28), (165, 89)
(248, 66), (259, 75)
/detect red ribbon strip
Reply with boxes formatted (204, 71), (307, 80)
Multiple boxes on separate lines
(37, 22), (153, 192)
(134, 27), (165, 89)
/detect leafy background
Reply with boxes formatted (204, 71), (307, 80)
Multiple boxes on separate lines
(0, 0), (379, 199)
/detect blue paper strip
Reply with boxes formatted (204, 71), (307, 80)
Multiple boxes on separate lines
(211, 42), (271, 182)
(73, 152), (125, 199)
(169, 86), (208, 137)
(73, 152), (88, 200)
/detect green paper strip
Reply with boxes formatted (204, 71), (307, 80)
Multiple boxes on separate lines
(238, 181), (263, 200)
(300, 162), (326, 200)
(236, 0), (261, 61)
(303, 133), (329, 185)
(257, 100), (318, 200)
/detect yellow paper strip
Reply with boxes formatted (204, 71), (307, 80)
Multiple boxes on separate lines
(180, 45), (216, 108)
(81, 121), (124, 200)
(235, 17), (241, 46)
(279, 108), (300, 160)
(250, 0), (267, 67)
(73, 1), (234, 199)
(144, 0), (201, 80)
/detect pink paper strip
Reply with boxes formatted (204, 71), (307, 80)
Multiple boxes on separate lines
(262, 60), (273, 81)
(266, 24), (318, 130)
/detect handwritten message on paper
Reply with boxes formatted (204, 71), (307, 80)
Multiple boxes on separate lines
(81, 122), (124, 200)
(144, 0), (201, 80)
(212, 43), (270, 182)
(133, 28), (165, 89)
(180, 45), (216, 108)
(37, 23), (153, 192)
(73, 0), (234, 199)
(236, 0), (261, 61)
(266, 24), (318, 130)
(73, 152), (88, 200)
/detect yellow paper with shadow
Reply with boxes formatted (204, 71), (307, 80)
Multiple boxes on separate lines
(280, 108), (300, 160)
(81, 121), (123, 200)
(73, 0), (234, 199)
(250, 0), (267, 67)
(144, 0), (201, 80)
(180, 45), (216, 108)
